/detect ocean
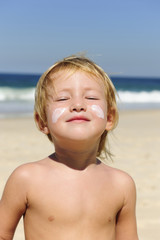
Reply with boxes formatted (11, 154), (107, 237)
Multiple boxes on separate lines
(0, 73), (160, 118)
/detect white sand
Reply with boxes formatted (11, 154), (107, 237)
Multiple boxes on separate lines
(0, 110), (160, 239)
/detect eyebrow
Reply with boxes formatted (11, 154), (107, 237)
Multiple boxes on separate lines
(55, 87), (102, 93)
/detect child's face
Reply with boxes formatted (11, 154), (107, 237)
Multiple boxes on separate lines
(42, 70), (113, 144)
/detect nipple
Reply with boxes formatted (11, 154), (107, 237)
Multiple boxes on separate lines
(48, 216), (55, 222)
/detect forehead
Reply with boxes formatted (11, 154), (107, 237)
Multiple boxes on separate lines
(48, 69), (105, 90)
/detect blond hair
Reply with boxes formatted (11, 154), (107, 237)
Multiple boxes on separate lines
(34, 55), (119, 160)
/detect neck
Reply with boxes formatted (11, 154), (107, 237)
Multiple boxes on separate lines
(50, 145), (100, 170)
(50, 137), (101, 170)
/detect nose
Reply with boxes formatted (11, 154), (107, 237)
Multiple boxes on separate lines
(70, 98), (87, 112)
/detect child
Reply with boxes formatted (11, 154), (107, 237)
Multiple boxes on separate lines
(0, 55), (139, 240)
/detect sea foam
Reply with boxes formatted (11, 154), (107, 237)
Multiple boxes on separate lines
(0, 87), (35, 101)
(118, 90), (160, 103)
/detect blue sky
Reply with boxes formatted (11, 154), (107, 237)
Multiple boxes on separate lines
(0, 0), (160, 77)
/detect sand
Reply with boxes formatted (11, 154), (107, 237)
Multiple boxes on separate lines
(0, 110), (160, 239)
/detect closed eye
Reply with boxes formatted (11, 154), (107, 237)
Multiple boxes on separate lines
(86, 97), (99, 100)
(56, 97), (69, 101)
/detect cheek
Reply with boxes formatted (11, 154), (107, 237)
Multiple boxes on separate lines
(52, 108), (66, 123)
(91, 105), (105, 119)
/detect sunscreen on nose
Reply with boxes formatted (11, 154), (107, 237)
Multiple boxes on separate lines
(91, 105), (104, 119)
(52, 108), (66, 123)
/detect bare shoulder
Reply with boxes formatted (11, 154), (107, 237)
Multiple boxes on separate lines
(100, 163), (137, 195)
(5, 157), (51, 187)
(0, 159), (52, 239)
(0, 158), (52, 206)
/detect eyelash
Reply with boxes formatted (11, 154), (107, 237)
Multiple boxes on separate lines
(57, 98), (69, 101)
(86, 97), (99, 100)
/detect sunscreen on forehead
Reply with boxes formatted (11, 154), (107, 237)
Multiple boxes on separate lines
(91, 105), (104, 119)
(52, 108), (66, 123)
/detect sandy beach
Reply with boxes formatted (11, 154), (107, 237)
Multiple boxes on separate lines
(0, 109), (160, 239)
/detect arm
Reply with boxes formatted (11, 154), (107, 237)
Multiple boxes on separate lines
(115, 174), (139, 240)
(0, 167), (28, 240)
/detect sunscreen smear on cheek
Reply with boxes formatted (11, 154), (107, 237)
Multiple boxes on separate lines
(91, 105), (105, 119)
(52, 108), (66, 123)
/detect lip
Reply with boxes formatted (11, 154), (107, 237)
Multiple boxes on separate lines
(66, 116), (90, 122)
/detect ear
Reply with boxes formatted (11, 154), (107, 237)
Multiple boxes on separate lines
(35, 113), (50, 135)
(105, 109), (115, 131)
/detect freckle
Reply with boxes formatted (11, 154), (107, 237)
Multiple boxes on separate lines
(108, 217), (112, 223)
(48, 216), (55, 222)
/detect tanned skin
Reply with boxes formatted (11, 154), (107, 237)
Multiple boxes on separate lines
(0, 70), (139, 240)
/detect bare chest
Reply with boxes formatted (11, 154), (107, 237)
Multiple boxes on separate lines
(25, 170), (122, 226)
